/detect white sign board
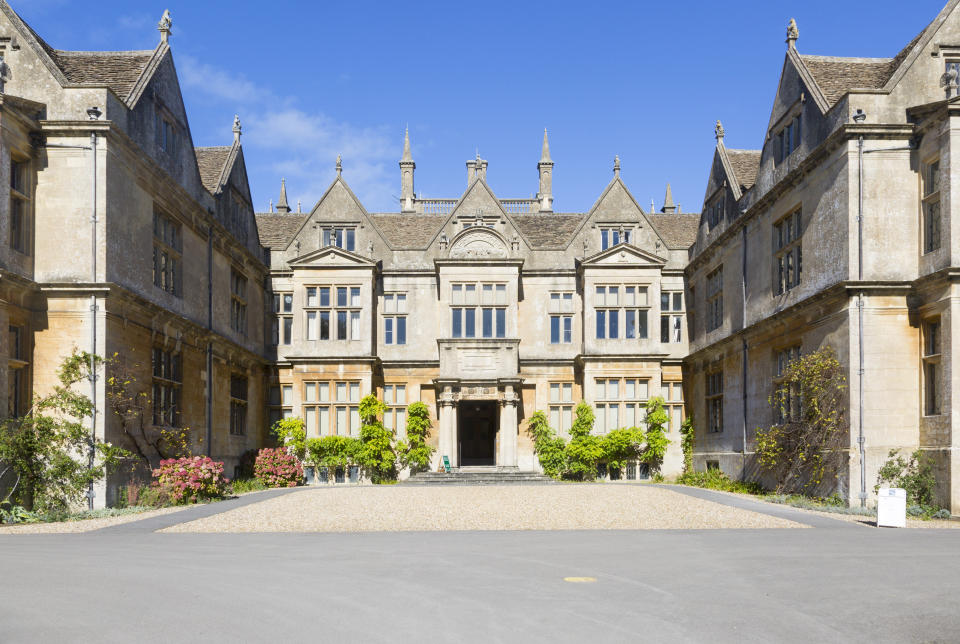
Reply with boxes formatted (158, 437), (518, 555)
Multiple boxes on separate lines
(877, 487), (907, 528)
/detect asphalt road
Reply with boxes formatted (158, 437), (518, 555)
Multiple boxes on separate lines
(1, 495), (958, 643)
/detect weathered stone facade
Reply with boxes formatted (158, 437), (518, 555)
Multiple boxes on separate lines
(257, 133), (697, 476)
(685, 1), (960, 511)
(0, 4), (269, 505)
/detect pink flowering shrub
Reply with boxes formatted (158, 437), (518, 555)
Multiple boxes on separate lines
(254, 448), (303, 488)
(151, 456), (228, 504)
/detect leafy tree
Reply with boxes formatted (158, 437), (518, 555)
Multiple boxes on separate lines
(566, 402), (602, 480)
(272, 417), (306, 462)
(601, 427), (644, 472)
(755, 346), (847, 494)
(526, 410), (568, 479)
(356, 394), (396, 483)
(104, 352), (193, 469)
(397, 402), (434, 473)
(640, 397), (671, 473)
(0, 350), (131, 513)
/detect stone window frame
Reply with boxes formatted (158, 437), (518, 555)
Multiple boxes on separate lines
(922, 156), (942, 254)
(229, 374), (248, 436)
(774, 208), (802, 295)
(548, 382), (574, 433)
(321, 226), (356, 252)
(450, 282), (507, 339)
(383, 383), (407, 432)
(302, 380), (361, 437)
(922, 316), (942, 417)
(151, 346), (182, 428)
(772, 112), (802, 165)
(154, 104), (179, 157)
(705, 190), (724, 231)
(773, 345), (801, 424)
(706, 369), (723, 433)
(662, 380), (684, 431)
(271, 292), (294, 346)
(7, 324), (28, 418)
(230, 268), (248, 336)
(267, 384), (293, 427)
(594, 377), (649, 434)
(383, 293), (408, 345)
(9, 154), (31, 256)
(305, 285), (362, 342)
(660, 289), (684, 344)
(706, 266), (723, 332)
(230, 190), (249, 246)
(599, 225), (632, 250)
(594, 285), (650, 340)
(548, 292), (574, 344)
(152, 207), (182, 297)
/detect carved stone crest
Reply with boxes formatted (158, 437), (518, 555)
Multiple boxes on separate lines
(449, 229), (508, 259)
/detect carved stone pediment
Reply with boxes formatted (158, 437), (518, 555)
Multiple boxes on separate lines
(448, 228), (508, 259)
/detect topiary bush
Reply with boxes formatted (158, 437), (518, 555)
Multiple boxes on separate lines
(253, 447), (303, 488)
(151, 456), (228, 504)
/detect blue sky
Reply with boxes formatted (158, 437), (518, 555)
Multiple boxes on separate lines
(18, 0), (946, 214)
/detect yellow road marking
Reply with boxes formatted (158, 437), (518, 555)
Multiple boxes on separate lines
(563, 577), (597, 583)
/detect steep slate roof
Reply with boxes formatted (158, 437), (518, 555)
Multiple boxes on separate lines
(799, 24), (927, 107)
(255, 214), (307, 249)
(725, 149), (762, 192)
(52, 50), (154, 99)
(647, 214), (700, 249)
(511, 214), (585, 249)
(370, 215), (445, 249)
(195, 147), (232, 194)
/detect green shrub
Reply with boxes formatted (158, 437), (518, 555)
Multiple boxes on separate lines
(253, 448), (303, 488)
(679, 417), (695, 474)
(875, 449), (938, 508)
(601, 428), (644, 472)
(397, 402), (434, 474)
(640, 397), (671, 472)
(229, 478), (267, 495)
(677, 468), (764, 495)
(306, 436), (360, 469)
(355, 395), (397, 483)
(566, 402), (603, 480)
(272, 417), (307, 462)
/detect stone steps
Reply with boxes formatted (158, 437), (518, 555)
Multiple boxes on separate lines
(402, 471), (558, 486)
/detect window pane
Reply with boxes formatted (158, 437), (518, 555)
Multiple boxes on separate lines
(638, 287), (648, 307)
(601, 229), (609, 250)
(638, 310), (648, 339)
(607, 379), (618, 399)
(351, 311), (360, 339)
(350, 382), (360, 402)
(609, 310), (619, 339)
(624, 379), (635, 399)
(319, 407), (329, 436)
(396, 408), (406, 431)
(305, 407), (317, 436)
(385, 317), (393, 344)
(307, 287), (317, 307)
(385, 294), (395, 313)
(550, 407), (560, 431)
(496, 309), (505, 338)
(626, 310), (636, 339)
(608, 405), (618, 432)
(452, 309), (462, 338)
(562, 406), (572, 431)
(551, 316), (560, 344)
(595, 286), (604, 306)
(563, 317), (572, 343)
(608, 286), (619, 306)
(304, 383), (315, 403)
(596, 404), (606, 433)
(320, 311), (330, 340)
(307, 311), (318, 340)
(638, 380), (649, 399)
(337, 287), (347, 307)
(346, 229), (355, 251)
(562, 383), (572, 402)
(397, 294), (406, 313)
(596, 310), (606, 339)
(562, 293), (573, 313)
(452, 284), (463, 305)
(482, 308), (493, 338)
(550, 293), (560, 314)
(482, 284), (494, 305)
(283, 317), (292, 344)
(625, 286), (635, 306)
(397, 317), (406, 345)
(625, 404), (635, 429)
(350, 407), (360, 437)
(336, 382), (347, 401)
(336, 407), (347, 436)
(384, 410), (394, 430)
(465, 284), (477, 305)
(661, 293), (669, 310)
(396, 385), (406, 405)
(465, 309), (475, 337)
(384, 385), (394, 405)
(595, 379), (605, 400)
(283, 294), (293, 312)
(550, 383), (560, 403)
(320, 287), (330, 307)
(496, 284), (506, 305)
(673, 292), (683, 310)
(319, 382), (329, 402)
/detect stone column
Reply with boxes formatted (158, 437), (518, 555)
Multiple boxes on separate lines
(438, 386), (457, 468)
(499, 384), (519, 470)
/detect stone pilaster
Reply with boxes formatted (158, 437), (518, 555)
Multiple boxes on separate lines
(498, 383), (519, 470)
(438, 385), (457, 468)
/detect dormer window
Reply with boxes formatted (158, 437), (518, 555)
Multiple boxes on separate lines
(600, 227), (630, 250)
(705, 193), (724, 231)
(155, 110), (178, 156)
(322, 227), (356, 251)
(774, 114), (801, 165)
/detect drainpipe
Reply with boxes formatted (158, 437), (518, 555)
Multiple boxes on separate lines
(740, 224), (748, 480)
(854, 112), (916, 508)
(87, 128), (98, 510)
(206, 224), (213, 456)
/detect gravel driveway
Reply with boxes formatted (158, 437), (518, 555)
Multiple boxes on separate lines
(161, 484), (805, 533)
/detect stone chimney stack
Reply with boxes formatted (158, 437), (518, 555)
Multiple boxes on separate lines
(467, 158), (477, 185)
(276, 178), (291, 214)
(399, 126), (415, 213)
(537, 129), (554, 213)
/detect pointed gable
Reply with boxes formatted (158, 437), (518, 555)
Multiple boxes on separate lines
(288, 245), (377, 269)
(581, 243), (667, 268)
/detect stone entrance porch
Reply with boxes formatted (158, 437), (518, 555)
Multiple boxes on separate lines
(435, 380), (521, 470)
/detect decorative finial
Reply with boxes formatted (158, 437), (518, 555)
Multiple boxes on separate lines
(401, 125), (412, 162)
(336, 154), (342, 176)
(651, 199), (656, 212)
(786, 18), (798, 50)
(715, 119), (725, 142)
(613, 155), (621, 177)
(232, 114), (241, 141)
(269, 199), (273, 213)
(540, 128), (551, 163)
(297, 199), (302, 213)
(158, 9), (172, 44)
(277, 178), (290, 214)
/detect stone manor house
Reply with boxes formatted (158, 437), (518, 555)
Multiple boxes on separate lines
(3, 0), (960, 511)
